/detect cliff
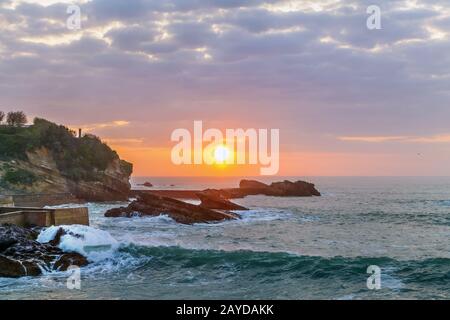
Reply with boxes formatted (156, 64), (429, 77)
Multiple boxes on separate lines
(0, 118), (132, 201)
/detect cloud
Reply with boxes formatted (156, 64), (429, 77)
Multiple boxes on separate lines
(73, 120), (131, 132)
(339, 134), (450, 144)
(1, 0), (450, 175)
(410, 135), (450, 143)
(338, 136), (410, 143)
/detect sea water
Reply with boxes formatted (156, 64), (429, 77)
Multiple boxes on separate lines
(1, 176), (450, 300)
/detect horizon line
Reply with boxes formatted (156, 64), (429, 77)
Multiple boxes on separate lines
(131, 175), (450, 178)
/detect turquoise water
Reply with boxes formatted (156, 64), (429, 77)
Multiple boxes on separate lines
(1, 177), (450, 299)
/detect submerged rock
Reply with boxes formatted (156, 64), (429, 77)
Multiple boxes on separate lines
(196, 189), (248, 211)
(0, 224), (88, 278)
(105, 193), (240, 224)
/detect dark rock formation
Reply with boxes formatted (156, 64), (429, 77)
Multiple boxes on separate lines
(117, 179), (320, 225)
(0, 255), (27, 278)
(136, 181), (153, 187)
(133, 179), (321, 200)
(48, 227), (83, 247)
(219, 179), (321, 198)
(66, 158), (132, 201)
(269, 180), (321, 197)
(54, 253), (88, 271)
(239, 180), (270, 189)
(0, 224), (88, 278)
(105, 193), (240, 224)
(0, 237), (17, 252)
(196, 189), (248, 210)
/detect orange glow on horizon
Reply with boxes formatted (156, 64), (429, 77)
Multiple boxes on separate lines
(110, 142), (448, 177)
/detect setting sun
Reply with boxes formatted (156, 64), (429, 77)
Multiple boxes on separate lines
(214, 145), (230, 163)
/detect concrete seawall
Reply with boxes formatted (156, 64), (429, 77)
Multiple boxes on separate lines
(8, 193), (81, 207)
(0, 206), (89, 227)
(0, 195), (14, 207)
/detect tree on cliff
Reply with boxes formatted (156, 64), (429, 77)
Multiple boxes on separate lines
(6, 111), (27, 127)
(0, 111), (4, 123)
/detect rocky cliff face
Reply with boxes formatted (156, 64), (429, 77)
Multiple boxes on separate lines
(0, 119), (132, 201)
(66, 158), (132, 201)
(0, 149), (131, 201)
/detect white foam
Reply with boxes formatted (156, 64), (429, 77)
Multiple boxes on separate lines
(37, 225), (119, 262)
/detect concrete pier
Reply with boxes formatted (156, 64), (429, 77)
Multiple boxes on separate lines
(0, 195), (14, 207)
(0, 206), (89, 227)
(8, 193), (80, 207)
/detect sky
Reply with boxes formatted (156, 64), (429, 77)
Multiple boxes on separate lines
(1, 0), (450, 176)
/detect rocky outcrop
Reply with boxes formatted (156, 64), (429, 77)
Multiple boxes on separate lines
(105, 193), (240, 224)
(67, 158), (132, 201)
(269, 180), (321, 196)
(239, 180), (270, 189)
(0, 224), (88, 278)
(196, 189), (248, 210)
(0, 144), (131, 201)
(107, 179), (320, 225)
(218, 179), (321, 198)
(138, 181), (153, 187)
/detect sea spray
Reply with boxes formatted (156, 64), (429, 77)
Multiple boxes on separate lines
(37, 225), (119, 262)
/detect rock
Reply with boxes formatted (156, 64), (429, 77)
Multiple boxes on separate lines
(47, 226), (84, 247)
(196, 189), (248, 210)
(0, 255), (26, 278)
(67, 158), (132, 201)
(239, 180), (269, 189)
(104, 207), (131, 218)
(216, 179), (321, 198)
(236, 179), (320, 197)
(54, 253), (89, 271)
(105, 193), (240, 224)
(270, 180), (321, 197)
(0, 224), (88, 278)
(49, 227), (66, 247)
(140, 182), (153, 187)
(0, 237), (17, 252)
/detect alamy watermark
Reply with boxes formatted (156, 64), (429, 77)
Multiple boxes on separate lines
(66, 265), (81, 290)
(66, 4), (81, 30)
(171, 121), (280, 175)
(367, 265), (381, 290)
(367, 5), (382, 30)
(39, 265), (81, 291)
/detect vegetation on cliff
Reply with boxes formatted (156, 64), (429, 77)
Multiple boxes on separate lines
(0, 116), (132, 187)
(1, 166), (37, 186)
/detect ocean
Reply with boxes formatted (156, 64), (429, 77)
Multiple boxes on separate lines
(1, 176), (450, 300)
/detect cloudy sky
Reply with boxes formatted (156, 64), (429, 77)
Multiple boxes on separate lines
(1, 0), (450, 176)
